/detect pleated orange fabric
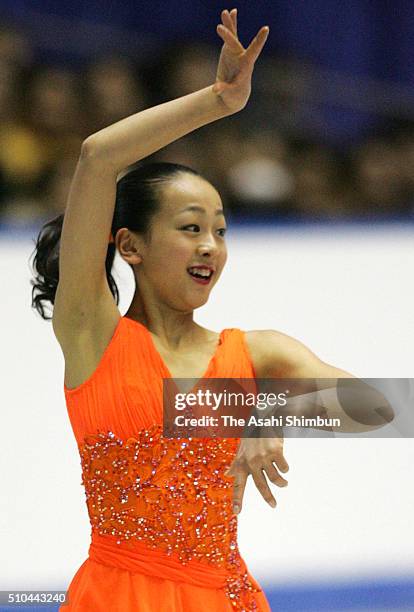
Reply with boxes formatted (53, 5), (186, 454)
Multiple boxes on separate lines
(60, 315), (271, 611)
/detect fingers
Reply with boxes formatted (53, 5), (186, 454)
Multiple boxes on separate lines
(245, 26), (270, 64)
(275, 454), (289, 474)
(232, 468), (248, 515)
(232, 9), (238, 36)
(228, 460), (287, 514)
(251, 468), (276, 508)
(216, 24), (244, 53)
(217, 10), (269, 63)
(264, 461), (288, 487)
(271, 439), (290, 474)
(221, 9), (237, 37)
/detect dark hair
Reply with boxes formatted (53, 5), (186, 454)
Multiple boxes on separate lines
(30, 161), (203, 320)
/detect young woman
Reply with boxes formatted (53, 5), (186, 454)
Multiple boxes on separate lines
(30, 8), (391, 612)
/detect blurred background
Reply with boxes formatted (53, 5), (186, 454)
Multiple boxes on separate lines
(1, 1), (413, 611)
(1, 0), (414, 227)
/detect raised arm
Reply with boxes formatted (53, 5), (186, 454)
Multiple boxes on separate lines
(54, 87), (226, 328)
(53, 8), (269, 329)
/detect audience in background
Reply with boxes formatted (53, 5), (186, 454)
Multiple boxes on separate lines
(0, 22), (413, 226)
(85, 54), (148, 132)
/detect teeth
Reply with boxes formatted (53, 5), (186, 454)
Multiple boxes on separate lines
(188, 267), (212, 278)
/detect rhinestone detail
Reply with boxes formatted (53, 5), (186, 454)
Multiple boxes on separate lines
(79, 424), (261, 610)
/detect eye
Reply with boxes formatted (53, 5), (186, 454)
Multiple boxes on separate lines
(181, 224), (200, 232)
(217, 228), (227, 237)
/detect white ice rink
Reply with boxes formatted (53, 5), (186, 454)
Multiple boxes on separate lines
(1, 222), (413, 608)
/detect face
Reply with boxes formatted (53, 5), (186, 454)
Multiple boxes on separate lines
(134, 173), (228, 312)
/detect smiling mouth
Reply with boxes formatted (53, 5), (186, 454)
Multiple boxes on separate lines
(187, 267), (214, 285)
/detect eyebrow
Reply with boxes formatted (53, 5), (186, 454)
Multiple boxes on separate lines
(178, 205), (225, 216)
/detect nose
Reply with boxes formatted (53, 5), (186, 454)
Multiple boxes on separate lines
(196, 240), (217, 257)
(196, 230), (219, 257)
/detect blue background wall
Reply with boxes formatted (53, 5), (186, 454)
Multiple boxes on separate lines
(2, 0), (414, 143)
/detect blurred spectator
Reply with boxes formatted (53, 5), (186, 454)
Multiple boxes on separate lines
(150, 41), (216, 103)
(393, 133), (414, 213)
(225, 130), (295, 218)
(0, 23), (33, 70)
(352, 138), (411, 217)
(287, 142), (351, 220)
(0, 64), (84, 223)
(0, 16), (413, 226)
(155, 133), (212, 178)
(0, 23), (34, 215)
(0, 59), (23, 123)
(84, 54), (148, 132)
(41, 154), (79, 216)
(27, 65), (84, 138)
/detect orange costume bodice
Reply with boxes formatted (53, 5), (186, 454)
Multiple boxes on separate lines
(60, 316), (270, 611)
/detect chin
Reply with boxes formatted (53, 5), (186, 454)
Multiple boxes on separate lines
(177, 293), (210, 312)
(189, 296), (210, 310)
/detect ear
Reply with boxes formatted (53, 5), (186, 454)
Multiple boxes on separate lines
(117, 228), (144, 265)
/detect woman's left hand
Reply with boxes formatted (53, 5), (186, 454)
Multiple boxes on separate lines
(225, 437), (289, 514)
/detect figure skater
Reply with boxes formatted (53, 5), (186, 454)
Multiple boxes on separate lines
(30, 8), (392, 611)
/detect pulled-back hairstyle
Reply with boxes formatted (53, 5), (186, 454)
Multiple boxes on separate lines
(30, 161), (203, 320)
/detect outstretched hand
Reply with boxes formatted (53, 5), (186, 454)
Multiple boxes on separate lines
(213, 8), (269, 113)
(225, 436), (289, 514)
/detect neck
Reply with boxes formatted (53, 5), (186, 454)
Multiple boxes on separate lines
(125, 290), (202, 350)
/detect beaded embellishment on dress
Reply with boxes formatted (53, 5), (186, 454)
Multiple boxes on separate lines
(79, 423), (261, 610)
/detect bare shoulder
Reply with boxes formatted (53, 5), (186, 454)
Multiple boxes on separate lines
(244, 329), (320, 377)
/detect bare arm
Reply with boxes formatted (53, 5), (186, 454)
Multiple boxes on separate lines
(82, 87), (230, 173)
(54, 86), (230, 327)
(54, 8), (269, 330)
(227, 329), (394, 514)
(246, 329), (394, 432)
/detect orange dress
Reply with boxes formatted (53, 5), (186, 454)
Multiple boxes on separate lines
(60, 316), (271, 611)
